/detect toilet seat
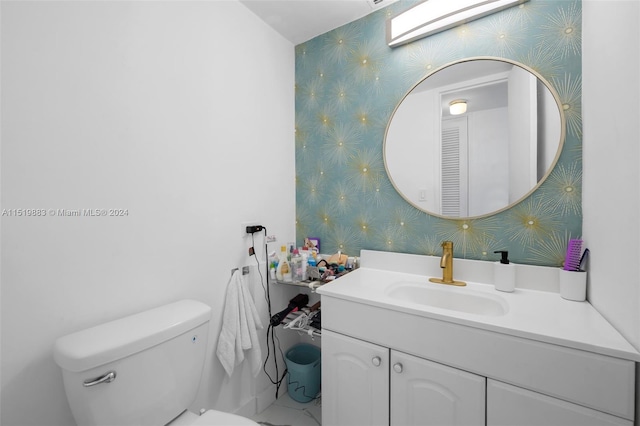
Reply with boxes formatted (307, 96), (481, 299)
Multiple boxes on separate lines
(190, 410), (259, 426)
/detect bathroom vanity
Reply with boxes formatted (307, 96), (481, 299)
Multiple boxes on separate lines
(317, 250), (639, 426)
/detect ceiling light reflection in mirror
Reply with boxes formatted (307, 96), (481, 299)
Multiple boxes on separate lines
(449, 100), (467, 115)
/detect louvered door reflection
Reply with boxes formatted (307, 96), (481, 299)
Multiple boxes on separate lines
(441, 117), (468, 217)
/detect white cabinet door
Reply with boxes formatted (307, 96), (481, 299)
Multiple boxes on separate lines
(487, 380), (633, 426)
(391, 351), (485, 426)
(322, 330), (389, 426)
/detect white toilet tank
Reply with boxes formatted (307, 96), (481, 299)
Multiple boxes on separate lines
(53, 299), (211, 426)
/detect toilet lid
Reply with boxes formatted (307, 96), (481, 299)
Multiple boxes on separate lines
(191, 410), (259, 426)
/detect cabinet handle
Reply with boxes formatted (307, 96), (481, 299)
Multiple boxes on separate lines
(393, 363), (403, 373)
(372, 356), (382, 367)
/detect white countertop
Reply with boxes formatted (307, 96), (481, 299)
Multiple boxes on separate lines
(317, 255), (640, 362)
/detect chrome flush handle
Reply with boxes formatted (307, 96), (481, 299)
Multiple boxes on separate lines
(83, 370), (117, 387)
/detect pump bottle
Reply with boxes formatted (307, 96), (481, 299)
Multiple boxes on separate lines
(276, 245), (292, 282)
(493, 250), (516, 292)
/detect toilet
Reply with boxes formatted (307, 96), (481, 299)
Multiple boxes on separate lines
(53, 299), (259, 426)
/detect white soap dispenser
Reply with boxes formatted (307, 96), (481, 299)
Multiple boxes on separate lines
(493, 250), (516, 292)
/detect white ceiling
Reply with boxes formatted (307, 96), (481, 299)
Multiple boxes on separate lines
(239, 0), (397, 45)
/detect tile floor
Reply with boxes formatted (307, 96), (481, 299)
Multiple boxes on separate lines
(251, 393), (321, 426)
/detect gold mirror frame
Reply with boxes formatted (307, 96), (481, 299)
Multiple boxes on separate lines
(383, 56), (566, 219)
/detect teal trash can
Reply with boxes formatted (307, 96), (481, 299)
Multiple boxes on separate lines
(284, 343), (321, 403)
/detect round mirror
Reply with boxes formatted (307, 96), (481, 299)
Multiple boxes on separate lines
(384, 57), (565, 219)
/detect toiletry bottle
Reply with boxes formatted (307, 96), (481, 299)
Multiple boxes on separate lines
(270, 262), (277, 280)
(291, 249), (304, 282)
(494, 250), (516, 292)
(276, 245), (292, 282)
(307, 253), (317, 268)
(275, 246), (284, 281)
(300, 248), (309, 280)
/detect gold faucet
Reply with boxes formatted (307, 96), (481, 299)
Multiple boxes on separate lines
(429, 241), (466, 286)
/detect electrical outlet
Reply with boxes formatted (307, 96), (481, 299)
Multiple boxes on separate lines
(241, 221), (261, 238)
(266, 235), (277, 243)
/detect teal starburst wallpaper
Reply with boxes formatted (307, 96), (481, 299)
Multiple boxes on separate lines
(295, 0), (582, 266)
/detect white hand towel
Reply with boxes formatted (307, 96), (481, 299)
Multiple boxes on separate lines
(238, 274), (263, 376)
(216, 270), (264, 377)
(216, 271), (244, 377)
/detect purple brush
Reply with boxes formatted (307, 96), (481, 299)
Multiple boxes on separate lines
(564, 239), (583, 271)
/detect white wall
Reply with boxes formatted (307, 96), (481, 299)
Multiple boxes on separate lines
(385, 88), (439, 210)
(508, 65), (537, 202)
(582, 2), (640, 423)
(538, 80), (561, 180)
(0, 1), (296, 425)
(468, 107), (509, 216)
(583, 0), (640, 351)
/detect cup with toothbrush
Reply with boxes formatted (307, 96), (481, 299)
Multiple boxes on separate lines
(559, 239), (589, 301)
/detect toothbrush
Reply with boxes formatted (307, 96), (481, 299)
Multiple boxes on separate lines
(563, 239), (583, 271)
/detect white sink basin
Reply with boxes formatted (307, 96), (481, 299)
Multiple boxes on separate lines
(386, 281), (508, 316)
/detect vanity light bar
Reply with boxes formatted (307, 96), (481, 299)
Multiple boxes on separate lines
(387, 0), (529, 47)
